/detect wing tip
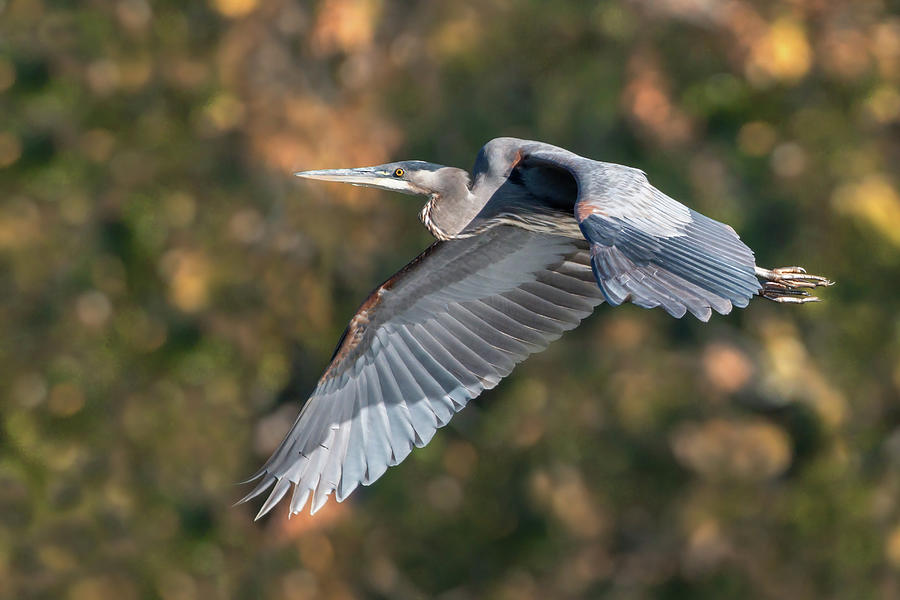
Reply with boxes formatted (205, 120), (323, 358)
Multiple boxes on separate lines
(253, 477), (291, 520)
(234, 474), (276, 507)
(239, 477), (345, 520)
(309, 489), (332, 515)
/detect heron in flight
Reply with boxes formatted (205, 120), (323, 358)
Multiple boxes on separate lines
(239, 137), (831, 519)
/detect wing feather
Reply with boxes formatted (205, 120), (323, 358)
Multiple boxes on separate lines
(339, 375), (368, 498)
(411, 324), (495, 391)
(372, 351), (416, 465)
(240, 228), (604, 517)
(507, 142), (760, 319)
(433, 313), (516, 372)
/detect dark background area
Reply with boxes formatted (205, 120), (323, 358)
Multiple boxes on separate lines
(2, 0), (900, 598)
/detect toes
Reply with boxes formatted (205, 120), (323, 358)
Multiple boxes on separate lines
(773, 266), (807, 274)
(757, 266), (834, 287)
(762, 284), (811, 300)
(768, 295), (821, 304)
(770, 272), (831, 285)
(756, 265), (833, 304)
(772, 272), (812, 282)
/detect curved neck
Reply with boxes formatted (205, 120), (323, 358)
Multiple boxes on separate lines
(417, 168), (479, 240)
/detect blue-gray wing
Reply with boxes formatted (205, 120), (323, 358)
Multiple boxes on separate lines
(519, 141), (761, 321)
(238, 227), (604, 518)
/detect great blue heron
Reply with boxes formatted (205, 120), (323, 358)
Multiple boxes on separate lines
(239, 137), (832, 519)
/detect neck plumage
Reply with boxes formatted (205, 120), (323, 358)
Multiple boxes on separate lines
(417, 167), (479, 241)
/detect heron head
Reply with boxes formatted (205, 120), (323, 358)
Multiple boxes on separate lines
(295, 161), (455, 197)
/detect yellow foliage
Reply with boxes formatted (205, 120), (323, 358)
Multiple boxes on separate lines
(671, 419), (792, 481)
(758, 318), (847, 428)
(159, 249), (212, 312)
(210, 0), (257, 18)
(430, 9), (482, 59)
(312, 0), (379, 55)
(887, 525), (900, 568)
(747, 18), (812, 84)
(0, 132), (22, 168)
(832, 174), (900, 247)
(204, 93), (246, 132)
(865, 86), (900, 124)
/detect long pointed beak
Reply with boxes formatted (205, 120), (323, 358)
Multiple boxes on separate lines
(294, 167), (416, 194)
(294, 167), (378, 184)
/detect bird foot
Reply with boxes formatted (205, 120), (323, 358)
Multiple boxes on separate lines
(755, 266), (834, 304)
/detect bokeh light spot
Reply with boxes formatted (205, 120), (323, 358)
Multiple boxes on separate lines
(48, 382), (86, 417)
(0, 132), (22, 168)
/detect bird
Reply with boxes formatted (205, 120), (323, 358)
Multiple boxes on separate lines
(238, 137), (832, 519)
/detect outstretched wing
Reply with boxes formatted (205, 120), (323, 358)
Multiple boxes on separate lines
(239, 226), (604, 518)
(514, 140), (761, 321)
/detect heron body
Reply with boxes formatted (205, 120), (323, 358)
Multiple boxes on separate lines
(239, 137), (831, 519)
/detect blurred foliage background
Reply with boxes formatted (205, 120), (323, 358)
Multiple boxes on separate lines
(2, 0), (900, 598)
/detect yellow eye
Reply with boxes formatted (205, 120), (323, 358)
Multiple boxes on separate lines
(393, 168), (405, 177)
